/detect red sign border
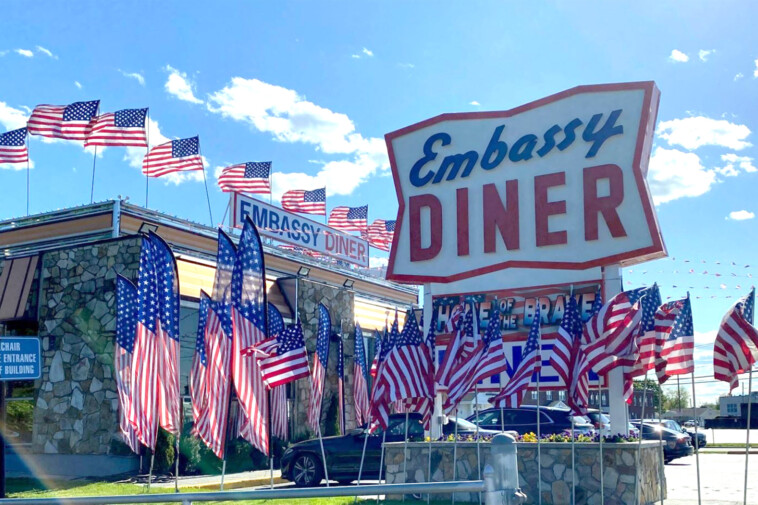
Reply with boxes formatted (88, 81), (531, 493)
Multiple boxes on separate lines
(384, 81), (665, 284)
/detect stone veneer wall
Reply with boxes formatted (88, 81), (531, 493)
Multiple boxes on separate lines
(32, 237), (141, 455)
(384, 441), (665, 505)
(292, 278), (355, 440)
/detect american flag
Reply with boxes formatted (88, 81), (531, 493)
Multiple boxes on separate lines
(366, 219), (395, 251)
(271, 385), (288, 441)
(491, 306), (542, 408)
(149, 233), (182, 435)
(115, 275), (140, 453)
(369, 313), (399, 430)
(369, 329), (384, 379)
(714, 289), (758, 393)
(353, 323), (370, 426)
(628, 285), (663, 377)
(197, 301), (234, 458)
(282, 188), (326, 215)
(372, 312), (432, 429)
(129, 236), (159, 449)
(84, 108), (148, 147)
(307, 303), (331, 433)
(190, 291), (211, 436)
(328, 205), (368, 232)
(550, 294), (590, 415)
(267, 302), (288, 441)
(27, 100), (99, 140)
(338, 337), (346, 434)
(655, 296), (695, 384)
(217, 162), (272, 195)
(580, 288), (646, 378)
(231, 217), (269, 455)
(142, 136), (204, 177)
(436, 307), (474, 389)
(0, 128), (28, 164)
(445, 303), (507, 415)
(251, 320), (309, 388)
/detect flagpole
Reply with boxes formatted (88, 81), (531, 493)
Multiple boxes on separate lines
(268, 389), (274, 490)
(375, 430), (387, 505)
(744, 366), (753, 505)
(26, 136), (30, 216)
(658, 384), (665, 505)
(90, 146), (98, 204)
(198, 142), (214, 226)
(402, 410), (410, 503)
(219, 393), (235, 491)
(597, 381), (605, 505)
(689, 371), (702, 505)
(146, 451), (155, 492)
(174, 428), (180, 493)
(536, 331), (542, 505)
(571, 417), (576, 505)
(452, 405), (459, 505)
(354, 409), (373, 505)
(145, 110), (150, 208)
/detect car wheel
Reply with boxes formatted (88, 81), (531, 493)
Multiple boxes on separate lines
(292, 453), (323, 487)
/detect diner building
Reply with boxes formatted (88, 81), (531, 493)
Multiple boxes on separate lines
(0, 200), (417, 477)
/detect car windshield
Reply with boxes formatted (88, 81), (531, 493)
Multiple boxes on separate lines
(573, 415), (591, 425)
(452, 418), (479, 430)
(470, 411), (501, 425)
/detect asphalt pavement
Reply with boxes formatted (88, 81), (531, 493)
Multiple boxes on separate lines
(659, 452), (758, 504)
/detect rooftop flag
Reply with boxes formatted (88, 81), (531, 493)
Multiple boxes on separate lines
(85, 108), (148, 147)
(282, 188), (326, 215)
(115, 275), (140, 453)
(328, 205), (368, 232)
(0, 128), (28, 164)
(218, 161), (272, 195)
(366, 219), (395, 251)
(27, 100), (99, 140)
(142, 136), (204, 177)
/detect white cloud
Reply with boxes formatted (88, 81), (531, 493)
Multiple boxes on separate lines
(398, 63), (415, 69)
(715, 153), (756, 176)
(74, 81), (82, 89)
(207, 77), (390, 198)
(35, 46), (56, 59)
(735, 73), (744, 81)
(164, 65), (203, 104)
(352, 47), (374, 59)
(15, 49), (33, 58)
(668, 49), (689, 63)
(698, 49), (715, 62)
(0, 101), (31, 130)
(727, 210), (755, 221)
(118, 69), (145, 86)
(754, 59), (758, 78)
(469, 101), (481, 106)
(657, 116), (752, 151)
(123, 117), (206, 185)
(647, 147), (716, 204)
(369, 256), (389, 269)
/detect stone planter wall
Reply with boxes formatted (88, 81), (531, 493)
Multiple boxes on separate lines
(384, 441), (665, 505)
(33, 237), (141, 455)
(292, 278), (354, 440)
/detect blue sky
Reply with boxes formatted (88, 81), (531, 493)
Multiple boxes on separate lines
(2, 2), (758, 403)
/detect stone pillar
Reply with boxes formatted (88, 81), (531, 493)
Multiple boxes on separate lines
(33, 238), (141, 455)
(293, 278), (355, 440)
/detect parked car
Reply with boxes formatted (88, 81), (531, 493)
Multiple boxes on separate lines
(631, 422), (694, 463)
(467, 405), (595, 436)
(584, 410), (640, 437)
(280, 413), (499, 487)
(636, 418), (706, 448)
(683, 420), (698, 428)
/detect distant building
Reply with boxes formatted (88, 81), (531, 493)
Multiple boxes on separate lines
(663, 407), (719, 426)
(720, 392), (758, 419)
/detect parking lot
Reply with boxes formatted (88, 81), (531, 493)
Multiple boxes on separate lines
(659, 452), (758, 504)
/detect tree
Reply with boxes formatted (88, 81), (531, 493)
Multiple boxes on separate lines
(662, 386), (691, 412)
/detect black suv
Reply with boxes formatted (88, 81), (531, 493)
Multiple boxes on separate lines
(467, 405), (595, 436)
(632, 421), (694, 463)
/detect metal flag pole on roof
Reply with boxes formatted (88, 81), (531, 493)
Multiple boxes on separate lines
(144, 111), (150, 208)
(26, 135), (30, 216)
(90, 146), (98, 204)
(198, 141), (214, 227)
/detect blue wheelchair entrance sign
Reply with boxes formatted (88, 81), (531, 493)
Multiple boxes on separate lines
(0, 337), (41, 381)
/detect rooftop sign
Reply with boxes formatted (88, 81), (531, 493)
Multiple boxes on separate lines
(233, 193), (370, 267)
(385, 82), (665, 283)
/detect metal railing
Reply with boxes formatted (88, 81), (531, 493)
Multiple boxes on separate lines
(0, 481), (485, 505)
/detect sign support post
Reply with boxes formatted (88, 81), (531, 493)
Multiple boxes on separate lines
(603, 266), (629, 434)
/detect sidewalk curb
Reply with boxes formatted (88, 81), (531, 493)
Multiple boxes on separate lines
(149, 476), (286, 490)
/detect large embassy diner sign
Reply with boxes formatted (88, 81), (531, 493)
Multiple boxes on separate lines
(385, 82), (665, 283)
(233, 193), (369, 267)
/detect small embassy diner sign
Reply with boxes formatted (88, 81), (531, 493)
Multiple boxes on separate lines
(385, 82), (665, 283)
